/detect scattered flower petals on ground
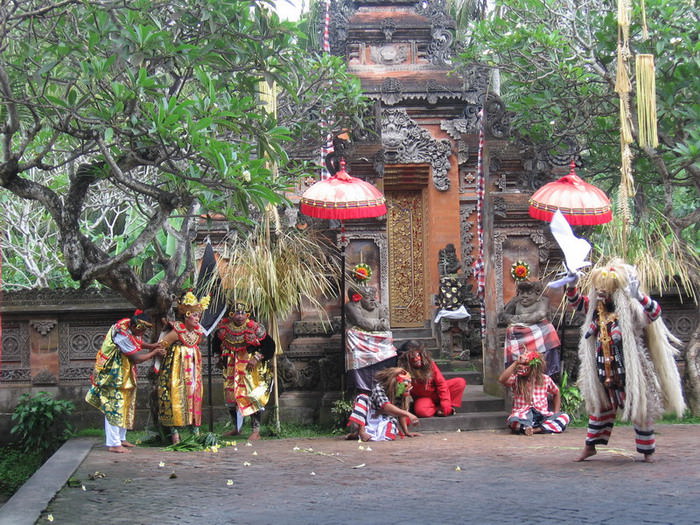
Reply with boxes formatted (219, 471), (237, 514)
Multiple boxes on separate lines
(243, 461), (251, 466)
(227, 480), (234, 486)
(158, 461), (165, 467)
(352, 463), (366, 469)
(310, 472), (316, 476)
(252, 451), (258, 456)
(47, 514), (54, 522)
(455, 466), (462, 471)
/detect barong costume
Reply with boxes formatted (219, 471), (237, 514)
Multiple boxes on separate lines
(568, 281), (685, 456)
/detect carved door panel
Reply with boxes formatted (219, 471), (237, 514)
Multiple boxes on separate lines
(386, 190), (426, 327)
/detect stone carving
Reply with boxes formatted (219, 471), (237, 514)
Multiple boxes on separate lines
(459, 201), (477, 275)
(371, 44), (409, 65)
(493, 228), (552, 311)
(380, 78), (404, 105)
(327, 0), (356, 56)
(381, 108), (452, 191)
(434, 243), (472, 359)
(0, 368), (32, 382)
(29, 320), (57, 336)
(32, 369), (58, 385)
(499, 280), (561, 377)
(381, 17), (397, 41)
(414, 0), (455, 65)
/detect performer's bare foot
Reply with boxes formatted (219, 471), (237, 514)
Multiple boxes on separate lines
(358, 428), (372, 442)
(107, 446), (131, 453)
(642, 454), (655, 463)
(121, 441), (136, 448)
(222, 428), (240, 437)
(522, 426), (534, 436)
(171, 433), (180, 445)
(248, 431), (261, 441)
(576, 445), (597, 461)
(345, 432), (358, 440)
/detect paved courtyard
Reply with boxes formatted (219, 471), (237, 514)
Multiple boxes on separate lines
(33, 424), (700, 524)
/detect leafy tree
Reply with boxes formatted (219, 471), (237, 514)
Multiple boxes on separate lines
(457, 0), (699, 411)
(0, 0), (368, 312)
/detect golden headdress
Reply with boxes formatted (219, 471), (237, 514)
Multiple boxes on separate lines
(177, 291), (211, 317)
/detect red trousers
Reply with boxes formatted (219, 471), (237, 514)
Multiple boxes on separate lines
(413, 377), (466, 418)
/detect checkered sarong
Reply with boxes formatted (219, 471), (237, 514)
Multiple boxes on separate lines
(503, 321), (561, 376)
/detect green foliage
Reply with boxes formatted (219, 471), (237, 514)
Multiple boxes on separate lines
(329, 398), (354, 433)
(163, 432), (219, 452)
(10, 392), (75, 458)
(0, 446), (44, 498)
(0, 1), (369, 310)
(559, 371), (585, 425)
(457, 0), (698, 279)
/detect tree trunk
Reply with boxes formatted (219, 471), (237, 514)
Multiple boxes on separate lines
(683, 319), (700, 416)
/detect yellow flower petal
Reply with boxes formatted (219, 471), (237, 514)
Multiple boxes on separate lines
(252, 451), (258, 456)
(47, 515), (54, 522)
(226, 480), (234, 486)
(455, 466), (462, 471)
(158, 461), (165, 467)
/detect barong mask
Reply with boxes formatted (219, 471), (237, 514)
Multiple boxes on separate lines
(396, 372), (413, 397)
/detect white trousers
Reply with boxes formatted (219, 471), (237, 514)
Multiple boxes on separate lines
(104, 417), (127, 447)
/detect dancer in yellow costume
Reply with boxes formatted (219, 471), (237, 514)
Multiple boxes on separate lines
(86, 310), (164, 453)
(157, 291), (210, 444)
(215, 302), (274, 440)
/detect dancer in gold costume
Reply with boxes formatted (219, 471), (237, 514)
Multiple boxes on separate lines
(157, 291), (209, 444)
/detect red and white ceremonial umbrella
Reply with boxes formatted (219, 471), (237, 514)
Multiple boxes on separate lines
(300, 159), (386, 220)
(299, 157), (386, 364)
(528, 161), (612, 226)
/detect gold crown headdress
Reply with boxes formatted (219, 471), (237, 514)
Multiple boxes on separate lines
(177, 291), (211, 317)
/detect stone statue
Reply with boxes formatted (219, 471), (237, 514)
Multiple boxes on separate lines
(434, 244), (471, 359)
(345, 284), (397, 393)
(499, 280), (561, 378)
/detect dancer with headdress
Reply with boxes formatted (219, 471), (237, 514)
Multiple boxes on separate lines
(86, 310), (164, 453)
(499, 350), (570, 435)
(215, 302), (274, 440)
(567, 259), (685, 462)
(157, 291), (209, 444)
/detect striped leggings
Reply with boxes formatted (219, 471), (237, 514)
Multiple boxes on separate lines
(585, 409), (655, 455)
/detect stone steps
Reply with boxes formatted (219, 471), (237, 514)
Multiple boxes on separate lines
(412, 371), (508, 433)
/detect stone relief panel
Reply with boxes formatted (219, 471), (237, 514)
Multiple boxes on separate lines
(341, 231), (389, 306)
(493, 227), (550, 311)
(413, 0), (455, 66)
(0, 321), (30, 382)
(380, 108), (452, 191)
(459, 200), (477, 277)
(370, 44), (409, 65)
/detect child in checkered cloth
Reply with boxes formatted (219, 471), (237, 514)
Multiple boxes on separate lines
(498, 351), (570, 435)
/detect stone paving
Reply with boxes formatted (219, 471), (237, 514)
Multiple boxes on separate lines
(38, 424), (700, 525)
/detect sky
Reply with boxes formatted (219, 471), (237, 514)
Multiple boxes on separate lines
(275, 0), (304, 21)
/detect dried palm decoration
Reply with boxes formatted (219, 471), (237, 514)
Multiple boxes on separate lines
(635, 54), (659, 149)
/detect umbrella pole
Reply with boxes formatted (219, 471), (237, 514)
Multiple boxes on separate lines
(340, 222), (346, 394)
(207, 334), (214, 433)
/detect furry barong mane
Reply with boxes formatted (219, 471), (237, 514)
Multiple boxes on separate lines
(577, 288), (685, 424)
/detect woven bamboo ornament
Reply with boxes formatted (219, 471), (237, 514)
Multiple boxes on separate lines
(635, 54), (659, 149)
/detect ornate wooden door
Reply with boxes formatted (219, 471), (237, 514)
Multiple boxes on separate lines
(386, 190), (426, 327)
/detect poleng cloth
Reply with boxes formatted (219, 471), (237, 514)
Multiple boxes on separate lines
(346, 327), (397, 371)
(504, 321), (561, 376)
